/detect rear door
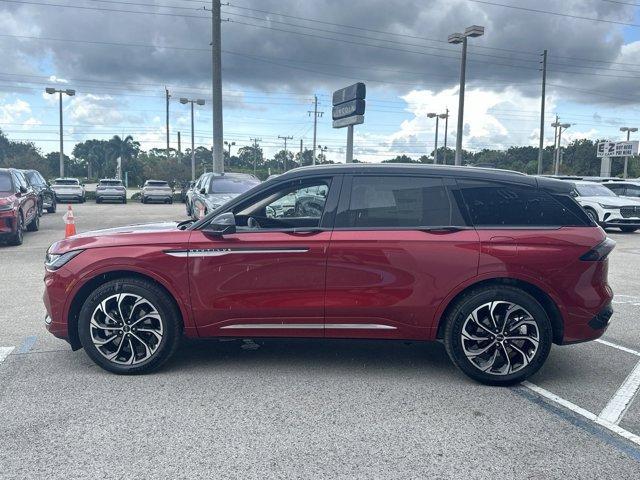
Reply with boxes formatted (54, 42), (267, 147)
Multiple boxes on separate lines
(325, 174), (480, 340)
(187, 175), (341, 338)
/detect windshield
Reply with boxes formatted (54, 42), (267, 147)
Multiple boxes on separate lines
(146, 181), (169, 187)
(55, 179), (79, 186)
(575, 183), (617, 197)
(209, 176), (260, 194)
(100, 180), (123, 186)
(0, 173), (12, 192)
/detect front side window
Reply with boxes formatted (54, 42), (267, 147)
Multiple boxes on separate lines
(13, 172), (27, 191)
(624, 185), (640, 197)
(234, 179), (330, 231)
(337, 176), (463, 228)
(459, 180), (587, 227)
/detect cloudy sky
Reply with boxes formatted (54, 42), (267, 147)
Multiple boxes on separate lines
(1, 0), (640, 162)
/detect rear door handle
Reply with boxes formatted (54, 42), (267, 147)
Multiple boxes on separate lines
(289, 228), (324, 235)
(419, 226), (467, 233)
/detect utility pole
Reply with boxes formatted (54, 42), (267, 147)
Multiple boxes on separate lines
(620, 127), (638, 178)
(250, 137), (261, 175)
(442, 108), (449, 165)
(299, 138), (303, 167)
(537, 50), (547, 175)
(177, 131), (181, 154)
(165, 87), (171, 160)
(211, 0), (224, 173)
(308, 95), (323, 165)
(278, 135), (293, 171)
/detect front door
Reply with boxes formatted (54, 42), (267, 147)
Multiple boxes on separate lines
(325, 174), (480, 340)
(187, 175), (341, 338)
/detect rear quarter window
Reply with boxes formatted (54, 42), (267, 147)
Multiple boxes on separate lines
(458, 179), (589, 227)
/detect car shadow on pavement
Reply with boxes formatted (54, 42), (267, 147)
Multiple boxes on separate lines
(165, 337), (457, 378)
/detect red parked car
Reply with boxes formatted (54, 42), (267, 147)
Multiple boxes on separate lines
(43, 165), (614, 385)
(0, 168), (40, 245)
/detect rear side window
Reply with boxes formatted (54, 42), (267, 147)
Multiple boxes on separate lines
(337, 175), (465, 228)
(458, 180), (589, 227)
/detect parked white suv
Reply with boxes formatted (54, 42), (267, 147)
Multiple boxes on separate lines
(570, 180), (640, 232)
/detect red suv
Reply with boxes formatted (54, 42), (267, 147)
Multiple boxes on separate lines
(0, 168), (40, 245)
(43, 165), (614, 385)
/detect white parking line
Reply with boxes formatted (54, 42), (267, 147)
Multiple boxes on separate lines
(523, 381), (640, 447)
(595, 339), (640, 357)
(599, 360), (640, 425)
(0, 347), (15, 363)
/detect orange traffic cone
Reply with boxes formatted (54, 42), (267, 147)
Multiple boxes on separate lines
(198, 204), (205, 220)
(63, 205), (76, 238)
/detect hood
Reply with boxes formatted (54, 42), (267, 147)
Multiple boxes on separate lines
(578, 196), (640, 206)
(49, 221), (187, 254)
(204, 193), (239, 208)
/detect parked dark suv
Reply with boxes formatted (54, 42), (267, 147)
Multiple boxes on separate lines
(21, 169), (56, 214)
(0, 168), (40, 245)
(44, 164), (613, 384)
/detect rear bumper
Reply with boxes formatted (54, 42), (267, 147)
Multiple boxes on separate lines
(562, 301), (613, 345)
(142, 194), (172, 201)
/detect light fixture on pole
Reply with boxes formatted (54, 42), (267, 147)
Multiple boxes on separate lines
(224, 140), (236, 168)
(620, 127), (638, 179)
(180, 97), (206, 181)
(448, 25), (484, 166)
(45, 87), (75, 177)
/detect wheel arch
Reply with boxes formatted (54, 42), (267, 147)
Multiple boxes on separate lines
(435, 277), (564, 345)
(66, 270), (186, 350)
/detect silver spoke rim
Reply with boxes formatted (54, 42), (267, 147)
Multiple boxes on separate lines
(461, 301), (539, 376)
(89, 293), (163, 365)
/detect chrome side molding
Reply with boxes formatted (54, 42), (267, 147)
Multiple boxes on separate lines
(164, 248), (309, 258)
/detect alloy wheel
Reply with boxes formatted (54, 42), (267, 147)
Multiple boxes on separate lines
(89, 293), (164, 365)
(460, 301), (540, 376)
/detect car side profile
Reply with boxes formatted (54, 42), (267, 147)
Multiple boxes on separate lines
(0, 168), (40, 245)
(22, 169), (57, 214)
(601, 180), (640, 202)
(568, 180), (640, 232)
(44, 164), (614, 385)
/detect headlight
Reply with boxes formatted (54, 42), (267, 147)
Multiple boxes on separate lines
(598, 204), (620, 209)
(45, 250), (83, 271)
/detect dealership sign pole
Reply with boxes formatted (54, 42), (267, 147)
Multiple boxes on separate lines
(333, 83), (366, 163)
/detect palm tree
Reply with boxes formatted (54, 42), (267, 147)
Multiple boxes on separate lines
(107, 135), (140, 179)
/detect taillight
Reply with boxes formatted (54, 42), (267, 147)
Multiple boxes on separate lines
(580, 238), (616, 261)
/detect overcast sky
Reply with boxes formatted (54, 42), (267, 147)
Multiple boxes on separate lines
(1, 0), (640, 162)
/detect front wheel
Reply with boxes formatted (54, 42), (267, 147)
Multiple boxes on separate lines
(47, 198), (57, 214)
(7, 213), (23, 246)
(26, 211), (39, 232)
(584, 208), (599, 225)
(443, 286), (552, 386)
(78, 278), (182, 374)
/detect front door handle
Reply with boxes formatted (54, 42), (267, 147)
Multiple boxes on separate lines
(289, 228), (324, 235)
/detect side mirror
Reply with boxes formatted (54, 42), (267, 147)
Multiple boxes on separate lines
(205, 212), (236, 237)
(200, 188), (206, 194)
(19, 186), (28, 194)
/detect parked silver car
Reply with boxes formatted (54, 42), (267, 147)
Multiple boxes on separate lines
(190, 172), (260, 219)
(141, 180), (173, 204)
(51, 178), (86, 203)
(96, 179), (127, 204)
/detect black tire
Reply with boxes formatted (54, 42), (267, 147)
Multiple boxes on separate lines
(78, 278), (182, 374)
(96, 198), (102, 204)
(168, 199), (173, 204)
(584, 208), (599, 225)
(443, 285), (552, 386)
(47, 198), (57, 214)
(26, 211), (39, 232)
(141, 197), (146, 204)
(620, 227), (638, 233)
(123, 197), (127, 204)
(7, 213), (24, 246)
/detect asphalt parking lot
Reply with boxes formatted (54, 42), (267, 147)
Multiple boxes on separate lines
(0, 202), (639, 478)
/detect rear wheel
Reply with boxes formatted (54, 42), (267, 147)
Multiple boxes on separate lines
(443, 286), (552, 386)
(26, 211), (39, 232)
(620, 226), (638, 233)
(78, 278), (182, 374)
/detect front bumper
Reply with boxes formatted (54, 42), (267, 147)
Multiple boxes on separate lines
(43, 266), (75, 345)
(0, 210), (18, 235)
(600, 208), (640, 228)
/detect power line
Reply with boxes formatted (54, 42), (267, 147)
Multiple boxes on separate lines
(0, 0), (209, 18)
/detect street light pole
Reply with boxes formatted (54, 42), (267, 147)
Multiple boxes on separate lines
(554, 123), (571, 175)
(45, 87), (75, 177)
(442, 109), (449, 164)
(620, 127), (638, 179)
(224, 140), (236, 168)
(427, 113), (440, 163)
(180, 98), (206, 181)
(448, 25), (484, 166)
